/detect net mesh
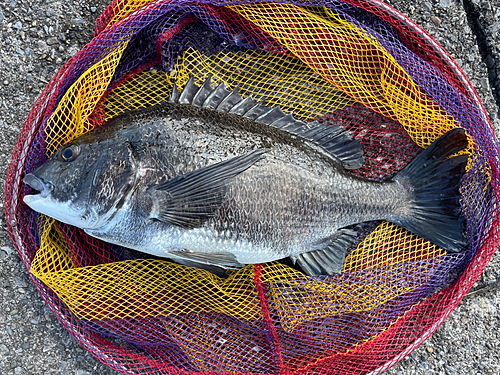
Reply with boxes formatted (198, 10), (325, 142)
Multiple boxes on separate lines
(4, 0), (499, 374)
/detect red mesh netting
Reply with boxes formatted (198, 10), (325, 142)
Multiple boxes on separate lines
(4, 0), (498, 374)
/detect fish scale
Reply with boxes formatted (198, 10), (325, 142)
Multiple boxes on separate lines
(23, 77), (469, 276)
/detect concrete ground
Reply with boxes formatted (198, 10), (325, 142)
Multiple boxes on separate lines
(0, 0), (499, 374)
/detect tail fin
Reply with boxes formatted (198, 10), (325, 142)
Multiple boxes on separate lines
(393, 128), (469, 253)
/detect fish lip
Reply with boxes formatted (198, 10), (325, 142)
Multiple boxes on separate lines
(23, 173), (53, 199)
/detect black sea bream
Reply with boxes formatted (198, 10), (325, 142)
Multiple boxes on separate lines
(23, 77), (469, 276)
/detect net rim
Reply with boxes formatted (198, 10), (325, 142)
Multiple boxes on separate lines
(3, 0), (498, 374)
(367, 0), (491, 131)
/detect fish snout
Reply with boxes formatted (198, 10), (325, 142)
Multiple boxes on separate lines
(24, 173), (52, 198)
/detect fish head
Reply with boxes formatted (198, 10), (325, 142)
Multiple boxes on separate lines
(23, 136), (138, 229)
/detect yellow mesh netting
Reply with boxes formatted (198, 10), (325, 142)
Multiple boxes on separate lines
(260, 226), (446, 332)
(45, 38), (131, 156)
(104, 49), (355, 120)
(104, 69), (173, 119)
(228, 3), (460, 147)
(175, 49), (356, 121)
(31, 218), (262, 321)
(343, 222), (446, 273)
(30, 3), (474, 330)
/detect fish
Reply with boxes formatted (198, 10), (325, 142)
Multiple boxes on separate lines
(23, 76), (469, 276)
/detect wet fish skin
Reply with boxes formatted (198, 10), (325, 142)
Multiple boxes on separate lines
(24, 102), (405, 265)
(23, 78), (468, 275)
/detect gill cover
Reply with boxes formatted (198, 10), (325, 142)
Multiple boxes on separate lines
(24, 137), (139, 229)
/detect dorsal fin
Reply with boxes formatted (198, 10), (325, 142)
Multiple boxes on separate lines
(170, 76), (364, 169)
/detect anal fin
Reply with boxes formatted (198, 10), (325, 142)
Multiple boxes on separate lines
(293, 229), (358, 276)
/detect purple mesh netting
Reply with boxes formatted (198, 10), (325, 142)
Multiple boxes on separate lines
(6, 0), (497, 374)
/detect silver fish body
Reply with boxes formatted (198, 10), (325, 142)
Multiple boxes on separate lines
(86, 106), (405, 263)
(24, 78), (468, 275)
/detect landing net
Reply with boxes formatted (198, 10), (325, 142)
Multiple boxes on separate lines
(4, 0), (499, 374)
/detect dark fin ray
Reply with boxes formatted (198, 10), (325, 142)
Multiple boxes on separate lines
(229, 96), (259, 116)
(178, 76), (199, 104)
(243, 103), (276, 121)
(169, 81), (181, 103)
(216, 88), (244, 112)
(148, 149), (268, 229)
(170, 258), (230, 278)
(203, 82), (231, 109)
(255, 107), (287, 125)
(393, 128), (469, 253)
(169, 250), (244, 269)
(294, 229), (358, 276)
(191, 74), (214, 106)
(171, 76), (363, 169)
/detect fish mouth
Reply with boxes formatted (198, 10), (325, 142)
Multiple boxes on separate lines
(23, 173), (53, 201)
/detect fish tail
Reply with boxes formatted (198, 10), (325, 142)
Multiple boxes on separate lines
(392, 128), (469, 252)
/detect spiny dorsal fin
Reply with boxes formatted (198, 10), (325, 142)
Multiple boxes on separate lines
(170, 76), (364, 169)
(202, 82), (232, 109)
(178, 76), (199, 104)
(192, 74), (215, 106)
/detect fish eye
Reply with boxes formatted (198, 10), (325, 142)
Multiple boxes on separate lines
(60, 144), (80, 162)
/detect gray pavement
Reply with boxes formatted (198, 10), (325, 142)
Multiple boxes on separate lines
(381, 0), (500, 374)
(0, 0), (499, 374)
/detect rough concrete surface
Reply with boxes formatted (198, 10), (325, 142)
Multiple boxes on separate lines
(380, 1), (500, 374)
(0, 0), (499, 374)
(464, 0), (500, 119)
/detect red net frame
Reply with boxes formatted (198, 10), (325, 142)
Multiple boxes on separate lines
(4, 1), (499, 374)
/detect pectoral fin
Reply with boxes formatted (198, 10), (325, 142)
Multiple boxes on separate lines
(293, 229), (358, 276)
(148, 149), (267, 229)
